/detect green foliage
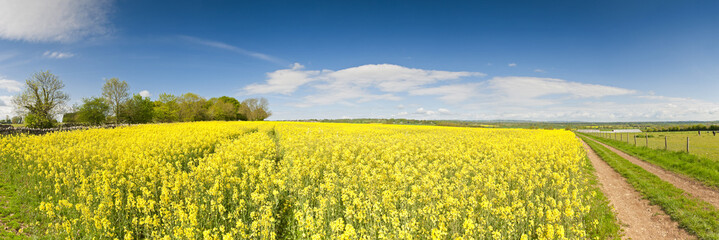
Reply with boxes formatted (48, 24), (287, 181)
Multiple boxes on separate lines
(217, 96), (241, 120)
(645, 124), (719, 132)
(207, 98), (237, 121)
(11, 116), (22, 124)
(177, 93), (207, 122)
(153, 93), (179, 123)
(24, 113), (55, 129)
(77, 97), (110, 125)
(580, 136), (719, 239)
(218, 96), (240, 108)
(62, 112), (78, 123)
(122, 94), (154, 124)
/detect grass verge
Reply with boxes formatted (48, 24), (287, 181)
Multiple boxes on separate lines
(0, 159), (46, 239)
(581, 133), (719, 189)
(580, 135), (719, 239)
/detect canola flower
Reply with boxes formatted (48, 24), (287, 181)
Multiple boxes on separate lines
(0, 122), (598, 239)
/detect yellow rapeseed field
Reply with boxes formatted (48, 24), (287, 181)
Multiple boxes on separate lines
(0, 122), (603, 239)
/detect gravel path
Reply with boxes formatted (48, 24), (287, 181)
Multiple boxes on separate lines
(580, 139), (694, 240)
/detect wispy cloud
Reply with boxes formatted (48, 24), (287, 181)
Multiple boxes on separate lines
(180, 35), (285, 65)
(487, 76), (636, 105)
(534, 69), (545, 73)
(43, 51), (75, 59)
(0, 0), (112, 42)
(508, 63), (517, 67)
(0, 52), (17, 62)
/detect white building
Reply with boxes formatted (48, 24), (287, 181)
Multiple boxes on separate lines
(612, 129), (642, 133)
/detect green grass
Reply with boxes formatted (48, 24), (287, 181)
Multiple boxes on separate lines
(581, 156), (622, 239)
(582, 133), (719, 189)
(0, 152), (48, 239)
(580, 135), (719, 239)
(598, 131), (719, 161)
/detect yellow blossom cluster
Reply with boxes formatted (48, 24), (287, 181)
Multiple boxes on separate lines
(0, 122), (595, 239)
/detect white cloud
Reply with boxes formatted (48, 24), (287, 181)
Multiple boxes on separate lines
(139, 90), (151, 98)
(508, 63), (517, 67)
(247, 64), (719, 121)
(319, 64), (484, 92)
(0, 0), (112, 42)
(245, 63), (485, 106)
(0, 95), (14, 117)
(245, 63), (319, 95)
(180, 35), (285, 64)
(414, 107), (440, 116)
(409, 83), (484, 103)
(43, 51), (74, 59)
(534, 69), (545, 73)
(0, 95), (12, 106)
(463, 96), (719, 122)
(0, 78), (22, 92)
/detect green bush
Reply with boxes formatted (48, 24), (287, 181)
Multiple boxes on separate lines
(24, 113), (55, 129)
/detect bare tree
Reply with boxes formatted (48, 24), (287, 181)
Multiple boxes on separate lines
(102, 78), (129, 123)
(12, 70), (70, 128)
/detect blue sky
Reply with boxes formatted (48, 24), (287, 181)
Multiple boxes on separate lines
(0, 0), (718, 121)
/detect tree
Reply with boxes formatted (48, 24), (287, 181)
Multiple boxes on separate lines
(239, 97), (271, 121)
(217, 96), (240, 120)
(123, 94), (154, 124)
(177, 93), (207, 121)
(102, 78), (129, 123)
(62, 112), (78, 123)
(12, 70), (69, 128)
(77, 97), (110, 125)
(11, 116), (22, 124)
(207, 98), (237, 121)
(153, 93), (179, 123)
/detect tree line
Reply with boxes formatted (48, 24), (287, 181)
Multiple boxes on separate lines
(12, 70), (271, 128)
(644, 124), (719, 132)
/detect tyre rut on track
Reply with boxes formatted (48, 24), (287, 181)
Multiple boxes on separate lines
(580, 139), (694, 240)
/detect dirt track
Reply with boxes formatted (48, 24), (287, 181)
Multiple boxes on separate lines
(580, 139), (694, 240)
(585, 137), (719, 209)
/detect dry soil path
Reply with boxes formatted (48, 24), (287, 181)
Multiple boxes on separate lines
(585, 137), (719, 209)
(580, 139), (694, 240)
